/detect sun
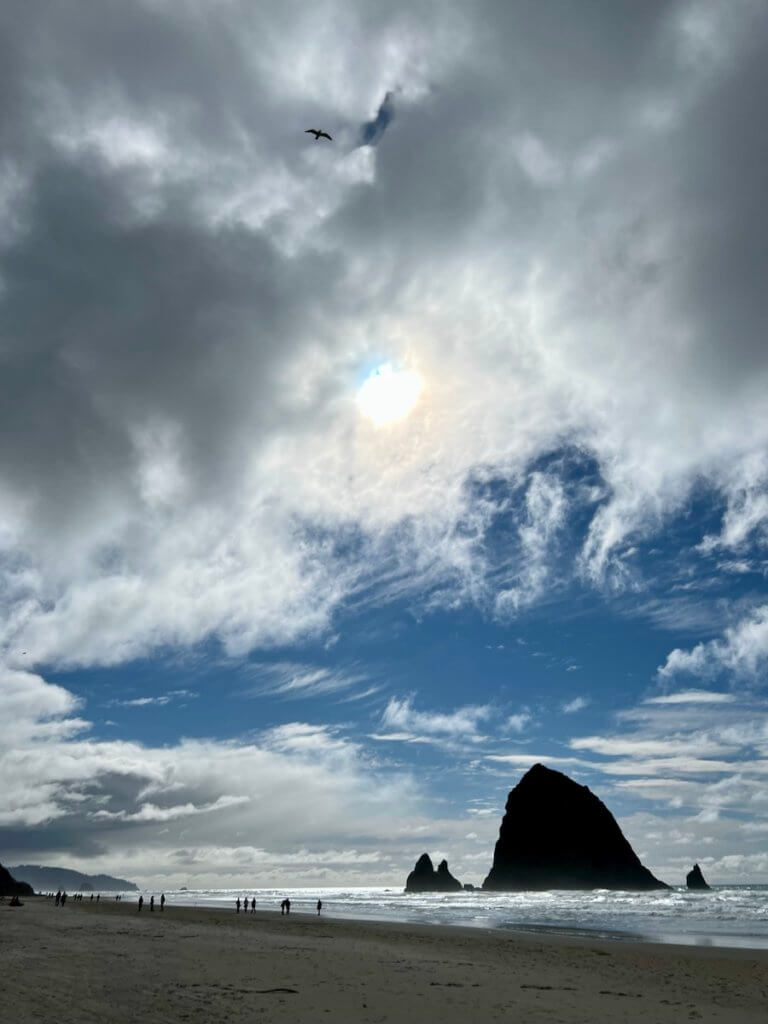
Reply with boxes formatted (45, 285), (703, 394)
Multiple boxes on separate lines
(356, 364), (423, 426)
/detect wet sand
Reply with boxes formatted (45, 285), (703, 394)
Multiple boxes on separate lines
(2, 896), (767, 1022)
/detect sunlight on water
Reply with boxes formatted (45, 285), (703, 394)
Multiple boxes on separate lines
(105, 885), (768, 950)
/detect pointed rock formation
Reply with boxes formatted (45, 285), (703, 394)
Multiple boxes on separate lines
(686, 863), (711, 890)
(482, 764), (669, 891)
(0, 863), (34, 897)
(405, 853), (463, 892)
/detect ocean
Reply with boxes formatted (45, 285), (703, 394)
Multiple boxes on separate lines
(106, 885), (768, 949)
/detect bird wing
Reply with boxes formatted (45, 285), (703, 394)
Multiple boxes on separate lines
(319, 131), (333, 140)
(305, 129), (317, 134)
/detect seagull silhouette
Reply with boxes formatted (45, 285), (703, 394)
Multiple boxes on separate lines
(305, 129), (332, 141)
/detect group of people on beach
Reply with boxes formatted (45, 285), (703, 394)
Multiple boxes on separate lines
(52, 891), (105, 905)
(235, 896), (323, 916)
(137, 893), (165, 911)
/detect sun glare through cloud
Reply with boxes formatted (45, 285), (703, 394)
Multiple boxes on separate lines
(356, 364), (423, 426)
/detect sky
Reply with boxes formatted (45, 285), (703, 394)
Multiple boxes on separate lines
(1, 0), (768, 890)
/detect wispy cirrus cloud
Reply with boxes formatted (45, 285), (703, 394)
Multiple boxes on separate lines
(244, 661), (372, 699)
(644, 690), (736, 705)
(110, 689), (198, 708)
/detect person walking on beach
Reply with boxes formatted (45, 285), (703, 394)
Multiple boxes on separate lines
(280, 899), (286, 915)
(285, 898), (291, 914)
(317, 899), (322, 916)
(96, 894), (100, 903)
(236, 897), (241, 913)
(138, 895), (144, 912)
(160, 893), (165, 911)
(61, 892), (67, 906)
(150, 895), (155, 911)
(250, 897), (255, 913)
(55, 890), (61, 906)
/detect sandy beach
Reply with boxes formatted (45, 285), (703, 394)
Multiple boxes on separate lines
(2, 897), (767, 1023)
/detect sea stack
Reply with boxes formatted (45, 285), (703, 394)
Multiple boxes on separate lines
(483, 764), (669, 891)
(686, 863), (711, 890)
(0, 863), (34, 897)
(405, 854), (463, 892)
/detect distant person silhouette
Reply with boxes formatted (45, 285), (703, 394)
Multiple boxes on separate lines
(61, 892), (67, 906)
(160, 893), (165, 911)
(138, 895), (144, 912)
(55, 890), (61, 906)
(90, 893), (94, 902)
(285, 898), (291, 914)
(251, 897), (255, 913)
(150, 895), (155, 911)
(236, 897), (241, 913)
(317, 900), (322, 916)
(96, 894), (100, 902)
(280, 899), (286, 915)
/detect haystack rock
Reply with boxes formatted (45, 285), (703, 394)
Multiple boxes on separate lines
(686, 863), (711, 890)
(482, 764), (669, 891)
(0, 863), (34, 897)
(405, 854), (462, 892)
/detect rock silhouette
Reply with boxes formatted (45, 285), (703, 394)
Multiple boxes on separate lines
(0, 863), (34, 897)
(405, 854), (463, 892)
(686, 863), (711, 890)
(482, 764), (669, 891)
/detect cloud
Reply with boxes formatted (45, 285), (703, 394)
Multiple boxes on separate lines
(658, 605), (768, 681)
(644, 690), (736, 705)
(0, 666), (434, 881)
(486, 754), (591, 770)
(244, 662), (371, 699)
(506, 711), (532, 733)
(0, 1), (765, 673)
(569, 735), (738, 758)
(561, 696), (589, 713)
(111, 689), (198, 708)
(379, 696), (492, 743)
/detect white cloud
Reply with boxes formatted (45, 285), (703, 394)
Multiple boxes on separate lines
(644, 690), (736, 704)
(569, 735), (738, 758)
(658, 605), (768, 681)
(245, 662), (370, 699)
(561, 696), (589, 713)
(0, 667), (435, 881)
(486, 754), (591, 769)
(380, 697), (491, 740)
(112, 689), (198, 708)
(506, 712), (532, 733)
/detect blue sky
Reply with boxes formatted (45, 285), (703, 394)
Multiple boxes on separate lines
(1, 0), (768, 887)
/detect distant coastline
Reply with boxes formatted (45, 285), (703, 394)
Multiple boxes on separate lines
(9, 865), (138, 892)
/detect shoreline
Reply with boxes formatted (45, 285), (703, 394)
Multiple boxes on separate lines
(3, 897), (767, 1022)
(40, 886), (768, 952)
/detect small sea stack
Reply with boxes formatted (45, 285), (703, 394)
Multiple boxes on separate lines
(686, 863), (711, 890)
(483, 763), (669, 891)
(405, 854), (462, 892)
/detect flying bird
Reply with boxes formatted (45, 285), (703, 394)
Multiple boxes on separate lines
(305, 129), (332, 141)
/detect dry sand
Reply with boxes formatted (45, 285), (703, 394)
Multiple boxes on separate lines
(2, 896), (767, 1022)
